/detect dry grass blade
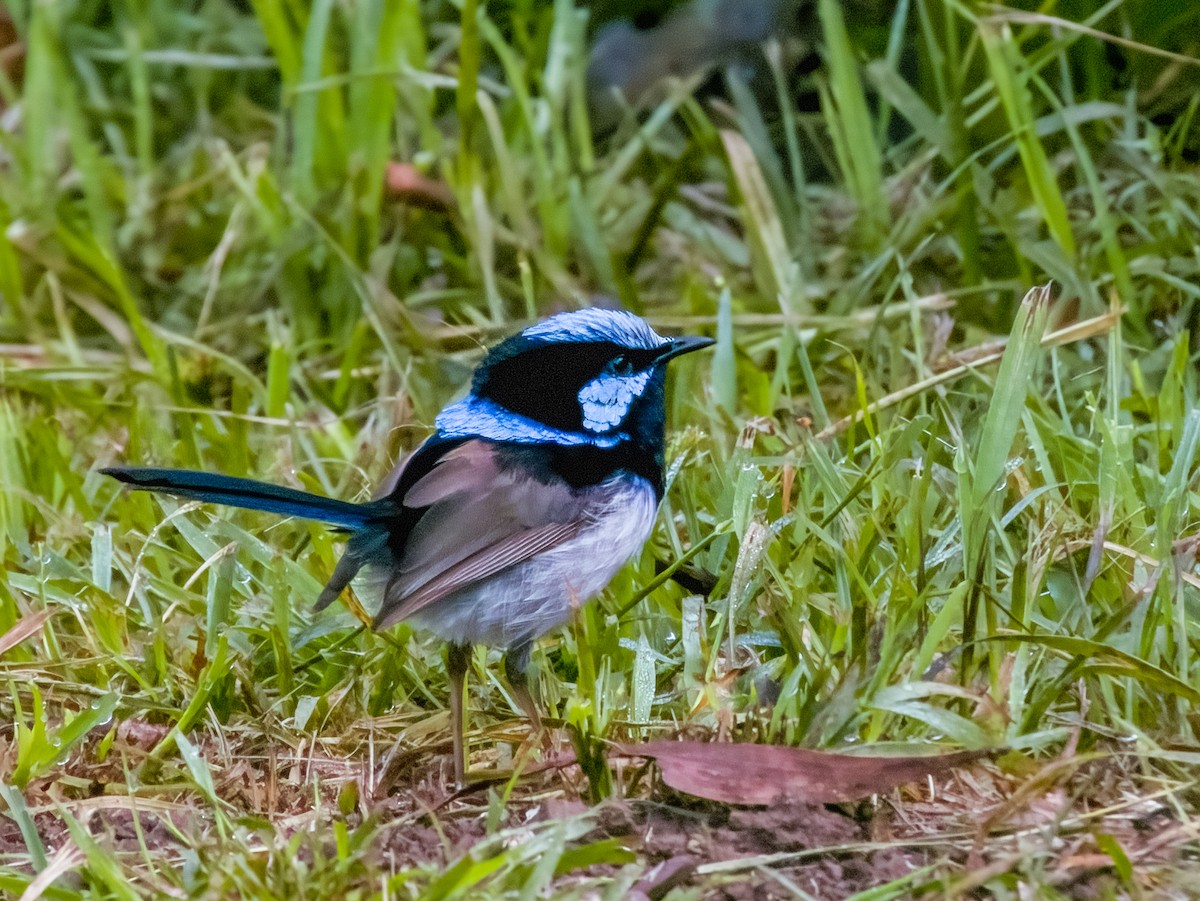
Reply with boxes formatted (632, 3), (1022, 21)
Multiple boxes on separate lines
(16, 842), (85, 901)
(815, 302), (1121, 440)
(986, 8), (1200, 70)
(1057, 537), (1200, 592)
(720, 129), (797, 315)
(0, 608), (54, 658)
(650, 292), (953, 332)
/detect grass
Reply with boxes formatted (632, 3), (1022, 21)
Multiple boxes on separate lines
(2, 0), (1200, 896)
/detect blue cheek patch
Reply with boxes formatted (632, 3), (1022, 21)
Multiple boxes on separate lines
(578, 370), (651, 433)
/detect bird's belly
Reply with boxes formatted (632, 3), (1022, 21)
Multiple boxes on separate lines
(405, 476), (658, 648)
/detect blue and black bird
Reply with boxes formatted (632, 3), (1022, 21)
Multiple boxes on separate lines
(103, 309), (712, 783)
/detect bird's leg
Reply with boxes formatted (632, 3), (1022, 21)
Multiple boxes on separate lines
(446, 642), (470, 786)
(504, 640), (542, 731)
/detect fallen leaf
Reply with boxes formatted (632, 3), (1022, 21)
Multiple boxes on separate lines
(0, 8), (24, 100)
(615, 740), (993, 805)
(384, 162), (455, 211)
(116, 719), (173, 749)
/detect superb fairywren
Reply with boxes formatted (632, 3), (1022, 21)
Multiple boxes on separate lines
(103, 308), (712, 783)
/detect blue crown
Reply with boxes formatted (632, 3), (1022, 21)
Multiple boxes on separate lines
(519, 309), (665, 350)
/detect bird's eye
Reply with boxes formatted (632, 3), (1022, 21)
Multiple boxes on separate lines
(611, 354), (635, 375)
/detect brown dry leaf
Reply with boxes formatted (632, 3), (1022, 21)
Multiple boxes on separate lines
(116, 718), (172, 749)
(0, 608), (54, 658)
(384, 162), (455, 211)
(616, 740), (993, 805)
(0, 8), (24, 99)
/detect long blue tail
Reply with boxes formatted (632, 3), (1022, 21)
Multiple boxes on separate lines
(101, 467), (377, 530)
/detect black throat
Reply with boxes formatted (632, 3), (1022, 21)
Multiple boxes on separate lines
(480, 352), (670, 498)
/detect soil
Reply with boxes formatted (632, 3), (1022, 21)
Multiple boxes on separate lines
(592, 799), (917, 899)
(1, 724), (1189, 898)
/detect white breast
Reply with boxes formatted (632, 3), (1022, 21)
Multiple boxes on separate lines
(405, 475), (659, 648)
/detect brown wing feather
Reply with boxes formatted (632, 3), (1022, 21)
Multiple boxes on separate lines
(371, 440), (589, 629)
(373, 519), (582, 628)
(401, 441), (501, 508)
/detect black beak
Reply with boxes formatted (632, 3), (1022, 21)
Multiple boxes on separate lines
(657, 335), (715, 363)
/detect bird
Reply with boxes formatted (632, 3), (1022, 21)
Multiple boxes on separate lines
(587, 0), (793, 134)
(102, 308), (713, 784)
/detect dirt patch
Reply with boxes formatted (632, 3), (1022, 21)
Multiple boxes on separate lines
(373, 808), (491, 873)
(361, 777), (916, 897)
(4, 723), (1196, 897)
(593, 799), (918, 899)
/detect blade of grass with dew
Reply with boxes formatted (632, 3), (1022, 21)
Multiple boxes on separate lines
(959, 283), (1051, 674)
(204, 549), (236, 660)
(1155, 406), (1200, 704)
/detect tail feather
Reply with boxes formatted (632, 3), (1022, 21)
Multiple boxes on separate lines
(309, 528), (389, 612)
(101, 466), (377, 530)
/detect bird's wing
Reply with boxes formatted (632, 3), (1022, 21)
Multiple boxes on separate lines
(311, 433), (465, 612)
(372, 440), (589, 628)
(373, 521), (582, 628)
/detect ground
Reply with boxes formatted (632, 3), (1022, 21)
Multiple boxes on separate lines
(2, 712), (1195, 897)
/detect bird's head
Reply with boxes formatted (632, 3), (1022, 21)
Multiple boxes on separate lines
(437, 309), (712, 447)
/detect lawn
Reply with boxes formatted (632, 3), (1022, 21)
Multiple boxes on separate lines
(2, 0), (1200, 897)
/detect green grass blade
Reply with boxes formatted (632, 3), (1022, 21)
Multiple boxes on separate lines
(818, 0), (886, 245)
(981, 22), (1076, 260)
